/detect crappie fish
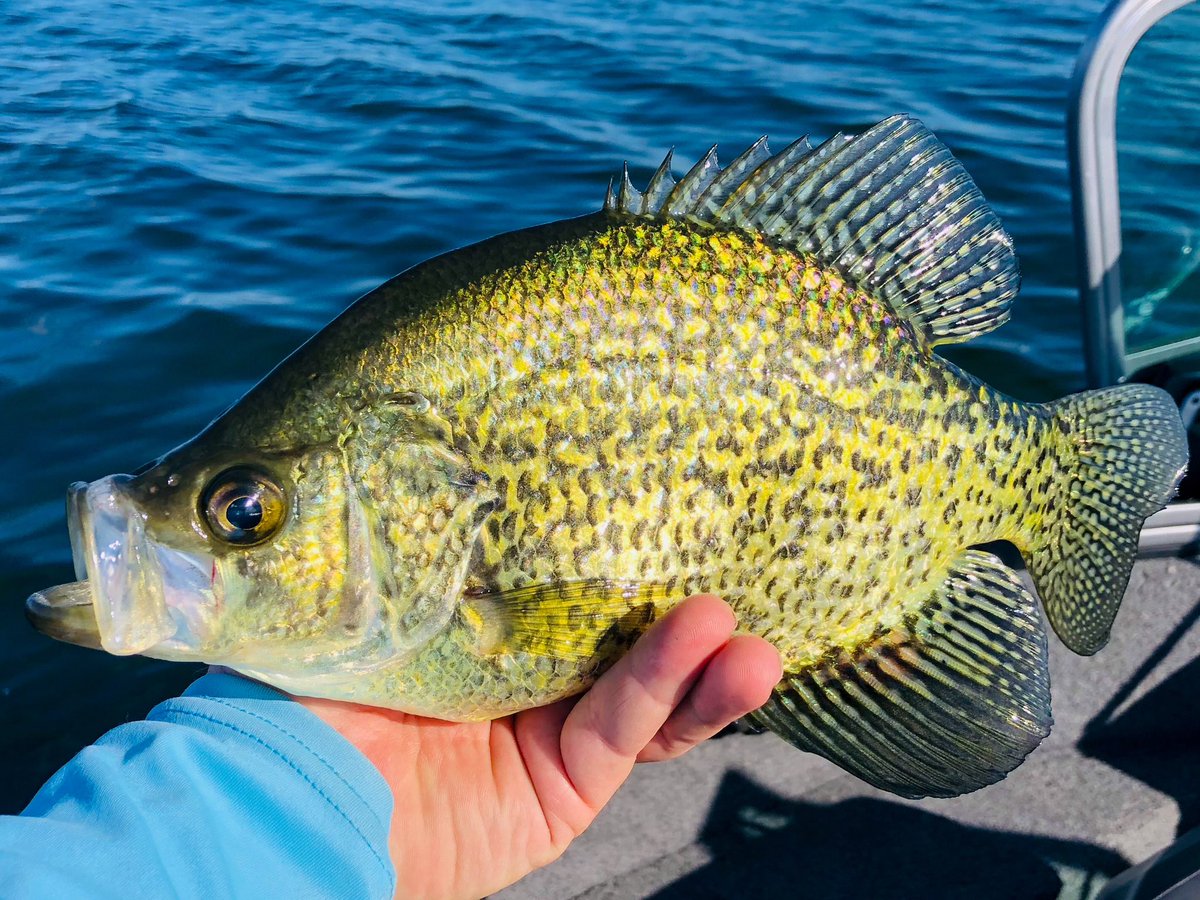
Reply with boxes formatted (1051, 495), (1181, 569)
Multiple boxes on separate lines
(28, 116), (1187, 798)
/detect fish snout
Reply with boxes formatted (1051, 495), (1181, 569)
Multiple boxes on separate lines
(41, 475), (216, 657)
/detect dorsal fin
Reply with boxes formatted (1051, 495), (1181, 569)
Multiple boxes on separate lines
(604, 115), (1020, 347)
(718, 134), (816, 229)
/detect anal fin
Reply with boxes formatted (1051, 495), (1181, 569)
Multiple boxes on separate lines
(751, 549), (1051, 798)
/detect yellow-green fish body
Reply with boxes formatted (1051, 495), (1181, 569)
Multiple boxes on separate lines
(29, 116), (1188, 798)
(316, 222), (1043, 707)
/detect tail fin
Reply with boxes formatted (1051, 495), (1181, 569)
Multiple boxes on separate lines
(1029, 384), (1187, 655)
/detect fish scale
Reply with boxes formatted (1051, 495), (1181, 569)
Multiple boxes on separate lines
(27, 115), (1188, 799)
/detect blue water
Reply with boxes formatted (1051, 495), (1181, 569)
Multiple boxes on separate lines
(0, 0), (1115, 815)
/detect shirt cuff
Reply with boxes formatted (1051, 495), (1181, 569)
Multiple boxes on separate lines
(160, 671), (396, 889)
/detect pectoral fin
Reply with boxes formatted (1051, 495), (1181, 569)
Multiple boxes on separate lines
(462, 579), (670, 660)
(751, 549), (1051, 798)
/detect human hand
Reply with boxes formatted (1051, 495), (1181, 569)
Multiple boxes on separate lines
(298, 594), (782, 899)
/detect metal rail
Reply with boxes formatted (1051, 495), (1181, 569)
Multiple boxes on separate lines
(1068, 0), (1195, 387)
(1069, 0), (1200, 558)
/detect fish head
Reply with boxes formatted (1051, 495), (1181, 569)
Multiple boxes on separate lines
(25, 439), (353, 664)
(27, 394), (499, 692)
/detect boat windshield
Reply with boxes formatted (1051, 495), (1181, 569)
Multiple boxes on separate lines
(1117, 1), (1200, 369)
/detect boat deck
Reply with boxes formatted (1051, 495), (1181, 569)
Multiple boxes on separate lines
(498, 556), (1200, 899)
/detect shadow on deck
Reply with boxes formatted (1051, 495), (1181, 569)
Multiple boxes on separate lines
(1079, 587), (1200, 838)
(649, 771), (1127, 899)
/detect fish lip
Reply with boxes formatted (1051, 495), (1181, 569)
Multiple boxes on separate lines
(62, 475), (217, 657)
(25, 582), (102, 650)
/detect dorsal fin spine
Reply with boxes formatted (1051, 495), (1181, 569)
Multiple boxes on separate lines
(665, 144), (721, 216)
(639, 148), (676, 216)
(617, 162), (642, 213)
(603, 178), (616, 212)
(690, 136), (771, 220)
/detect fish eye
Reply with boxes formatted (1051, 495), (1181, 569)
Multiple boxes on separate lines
(201, 467), (286, 546)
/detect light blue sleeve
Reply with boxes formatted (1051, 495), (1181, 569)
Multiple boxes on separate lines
(0, 671), (396, 899)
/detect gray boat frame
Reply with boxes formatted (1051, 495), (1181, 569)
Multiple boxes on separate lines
(1068, 0), (1200, 555)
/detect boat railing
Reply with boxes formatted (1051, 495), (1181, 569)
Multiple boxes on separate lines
(1068, 0), (1200, 555)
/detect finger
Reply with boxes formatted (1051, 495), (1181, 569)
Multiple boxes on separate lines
(558, 594), (736, 810)
(511, 697), (590, 850)
(636, 633), (781, 762)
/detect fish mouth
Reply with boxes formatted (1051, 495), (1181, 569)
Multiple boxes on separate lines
(25, 477), (217, 657)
